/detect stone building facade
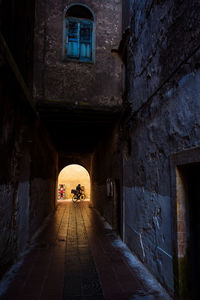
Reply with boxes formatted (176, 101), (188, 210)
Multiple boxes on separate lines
(1, 0), (200, 299)
(34, 0), (122, 107)
(118, 0), (200, 298)
(89, 1), (200, 298)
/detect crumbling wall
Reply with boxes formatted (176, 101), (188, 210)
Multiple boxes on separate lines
(123, 0), (200, 295)
(34, 0), (122, 106)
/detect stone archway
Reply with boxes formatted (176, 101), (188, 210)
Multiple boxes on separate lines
(57, 164), (90, 201)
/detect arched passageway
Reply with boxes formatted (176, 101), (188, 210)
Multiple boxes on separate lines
(57, 164), (90, 201)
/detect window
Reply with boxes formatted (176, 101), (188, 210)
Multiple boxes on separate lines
(64, 4), (94, 62)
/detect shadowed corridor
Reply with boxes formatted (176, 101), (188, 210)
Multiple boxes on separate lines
(0, 201), (169, 300)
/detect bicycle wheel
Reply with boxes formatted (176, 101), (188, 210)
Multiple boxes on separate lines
(80, 193), (86, 201)
(72, 194), (78, 202)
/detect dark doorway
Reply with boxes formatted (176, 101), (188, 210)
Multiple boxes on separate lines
(177, 163), (200, 299)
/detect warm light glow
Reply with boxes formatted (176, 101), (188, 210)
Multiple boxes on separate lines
(58, 164), (90, 200)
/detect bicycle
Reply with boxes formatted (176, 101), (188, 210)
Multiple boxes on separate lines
(71, 189), (86, 202)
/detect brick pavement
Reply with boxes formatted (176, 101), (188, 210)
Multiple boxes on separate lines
(0, 201), (169, 300)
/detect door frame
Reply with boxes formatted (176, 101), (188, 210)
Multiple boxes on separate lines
(170, 147), (200, 299)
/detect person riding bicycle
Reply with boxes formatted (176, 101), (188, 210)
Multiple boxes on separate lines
(76, 184), (82, 196)
(72, 184), (86, 202)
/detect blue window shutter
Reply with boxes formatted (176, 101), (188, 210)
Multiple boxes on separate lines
(80, 21), (92, 61)
(66, 20), (80, 58)
(65, 18), (93, 62)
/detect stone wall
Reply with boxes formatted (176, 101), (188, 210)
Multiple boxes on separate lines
(122, 0), (200, 295)
(34, 0), (122, 106)
(90, 122), (122, 230)
(0, 65), (58, 278)
(0, 7), (58, 276)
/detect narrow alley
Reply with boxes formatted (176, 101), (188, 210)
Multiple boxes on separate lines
(0, 201), (170, 300)
(1, 1), (200, 299)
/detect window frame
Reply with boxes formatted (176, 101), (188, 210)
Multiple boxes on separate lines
(63, 5), (95, 63)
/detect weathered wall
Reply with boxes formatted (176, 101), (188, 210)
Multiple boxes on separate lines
(0, 65), (58, 278)
(90, 122), (122, 230)
(34, 0), (122, 106)
(0, 64), (58, 278)
(122, 0), (200, 296)
(0, 0), (58, 277)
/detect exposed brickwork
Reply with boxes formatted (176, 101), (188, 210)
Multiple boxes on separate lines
(34, 0), (122, 106)
(2, 0), (200, 298)
(176, 170), (187, 258)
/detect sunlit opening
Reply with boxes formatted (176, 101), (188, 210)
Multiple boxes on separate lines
(57, 164), (90, 201)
